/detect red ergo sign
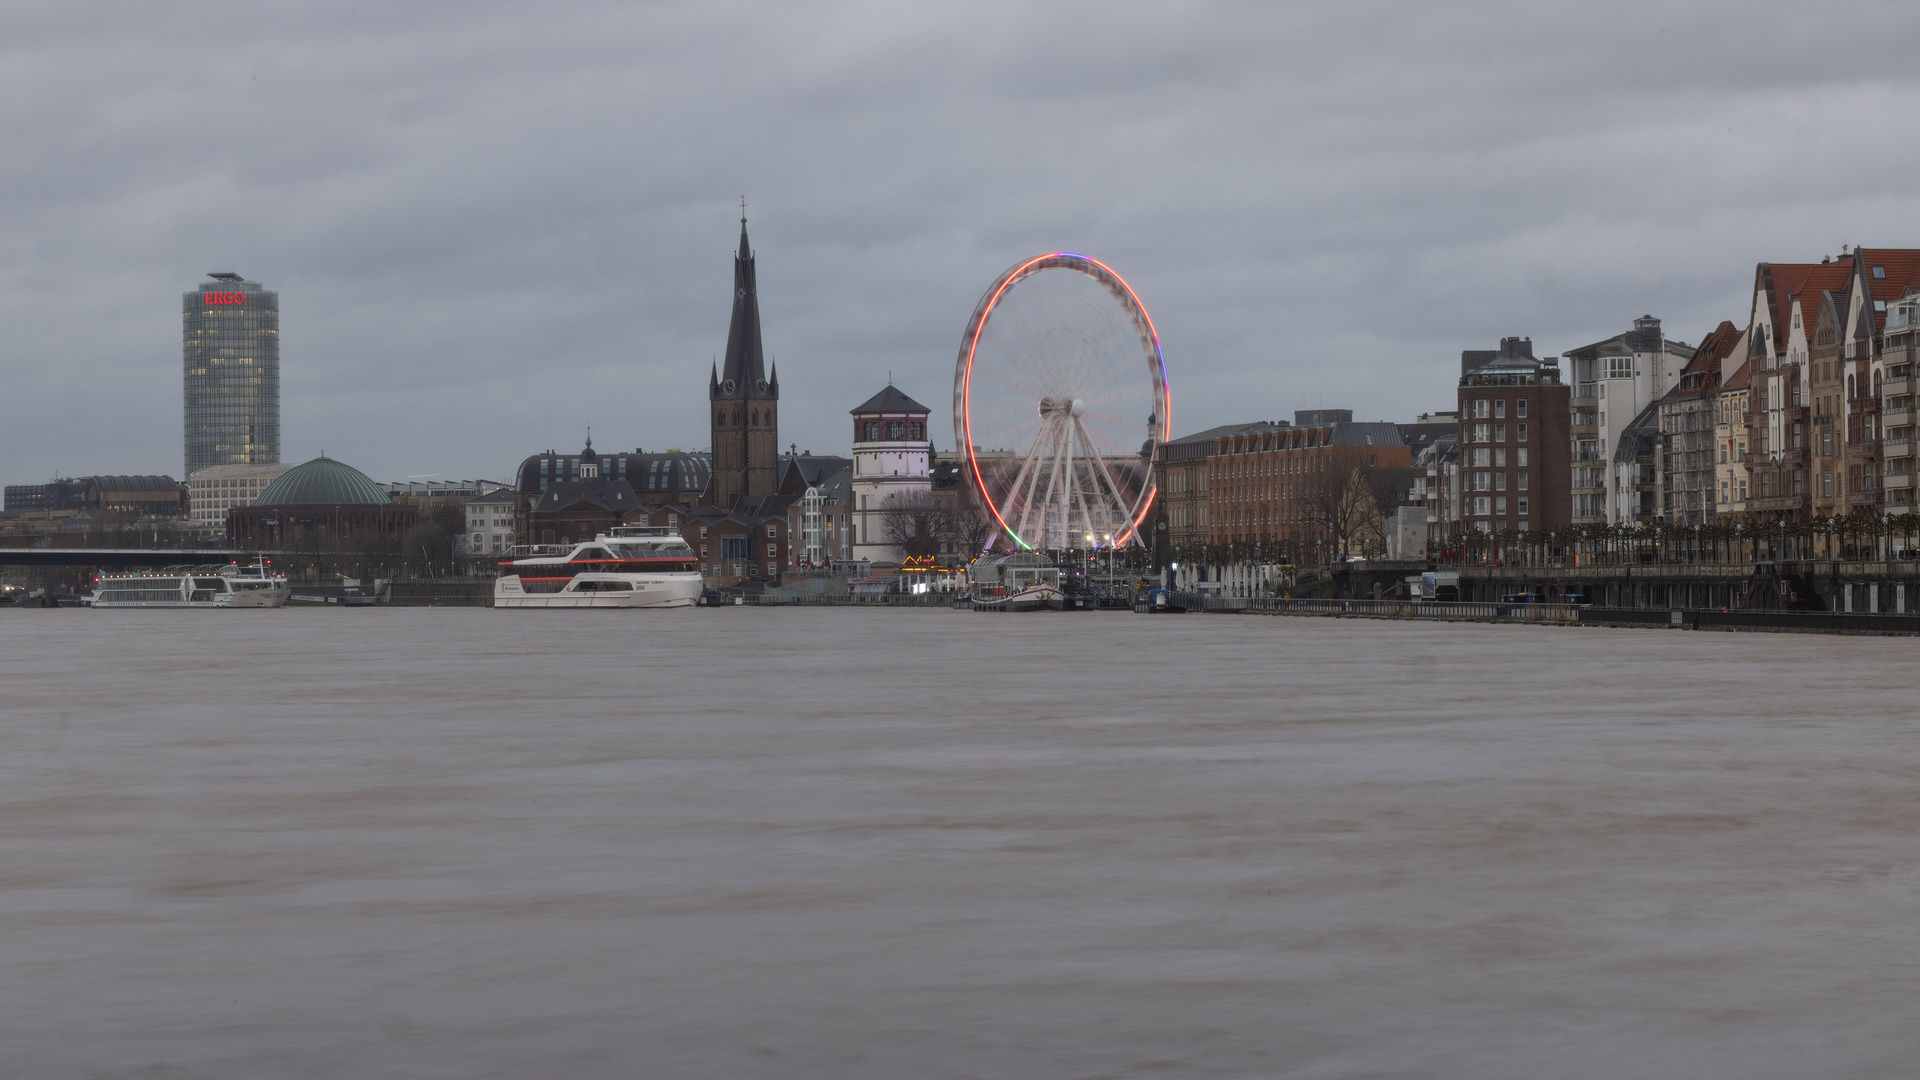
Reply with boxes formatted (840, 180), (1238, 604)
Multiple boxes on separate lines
(205, 292), (247, 305)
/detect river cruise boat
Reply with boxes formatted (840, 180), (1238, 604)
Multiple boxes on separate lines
(494, 527), (704, 609)
(91, 560), (290, 609)
(968, 552), (1065, 611)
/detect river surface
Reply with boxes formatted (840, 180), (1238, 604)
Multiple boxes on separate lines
(3, 606), (1917, 1078)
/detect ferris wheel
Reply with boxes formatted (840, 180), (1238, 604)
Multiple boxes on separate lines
(953, 253), (1171, 552)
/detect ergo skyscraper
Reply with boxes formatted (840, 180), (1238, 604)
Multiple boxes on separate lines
(183, 272), (279, 476)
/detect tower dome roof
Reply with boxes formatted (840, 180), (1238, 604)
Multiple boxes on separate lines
(256, 456), (391, 506)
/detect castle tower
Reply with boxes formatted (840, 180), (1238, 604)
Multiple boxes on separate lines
(849, 383), (931, 564)
(707, 215), (779, 506)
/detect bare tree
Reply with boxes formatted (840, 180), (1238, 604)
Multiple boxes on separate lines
(1302, 463), (1389, 562)
(878, 492), (946, 559)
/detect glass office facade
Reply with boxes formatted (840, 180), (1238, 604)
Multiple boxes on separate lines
(183, 277), (279, 476)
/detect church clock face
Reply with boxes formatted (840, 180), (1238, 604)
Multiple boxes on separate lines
(756, 379), (767, 392)
(723, 379), (736, 393)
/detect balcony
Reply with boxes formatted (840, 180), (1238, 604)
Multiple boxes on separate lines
(1886, 473), (1914, 489)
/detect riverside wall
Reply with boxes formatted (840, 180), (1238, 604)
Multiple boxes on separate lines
(1449, 562), (1920, 614)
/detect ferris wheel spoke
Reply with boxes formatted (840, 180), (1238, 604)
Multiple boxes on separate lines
(1013, 416), (1063, 545)
(1022, 417), (1066, 546)
(1077, 414), (1141, 524)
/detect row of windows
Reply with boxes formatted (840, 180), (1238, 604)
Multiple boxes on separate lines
(1468, 423), (1527, 443)
(1468, 496), (1529, 516)
(1467, 398), (1530, 419)
(1467, 447), (1528, 468)
(857, 420), (925, 441)
(1467, 471), (1528, 491)
(1213, 455), (1326, 479)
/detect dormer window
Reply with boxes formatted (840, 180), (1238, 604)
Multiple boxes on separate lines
(1874, 266), (1886, 280)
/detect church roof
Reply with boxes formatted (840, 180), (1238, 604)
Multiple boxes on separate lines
(780, 454), (853, 491)
(850, 385), (929, 415)
(714, 219), (774, 401)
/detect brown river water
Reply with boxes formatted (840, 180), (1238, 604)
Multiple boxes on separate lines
(2, 606), (1917, 1078)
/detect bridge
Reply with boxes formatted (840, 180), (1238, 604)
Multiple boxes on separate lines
(0, 548), (269, 568)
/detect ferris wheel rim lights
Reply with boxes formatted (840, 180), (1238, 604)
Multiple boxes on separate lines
(953, 252), (1171, 551)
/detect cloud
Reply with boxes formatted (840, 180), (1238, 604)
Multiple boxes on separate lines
(5, 0), (1920, 484)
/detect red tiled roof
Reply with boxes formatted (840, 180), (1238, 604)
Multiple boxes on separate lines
(1676, 320), (1740, 395)
(1722, 359), (1751, 390)
(1795, 262), (1854, 337)
(1764, 263), (1820, 348)
(1851, 249), (1920, 334)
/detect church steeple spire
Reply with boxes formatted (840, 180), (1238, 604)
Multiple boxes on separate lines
(706, 205), (780, 508)
(714, 203), (771, 402)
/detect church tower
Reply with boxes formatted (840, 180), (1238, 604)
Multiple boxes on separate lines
(707, 213), (780, 507)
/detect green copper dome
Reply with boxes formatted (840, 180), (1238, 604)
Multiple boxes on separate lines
(256, 456), (391, 506)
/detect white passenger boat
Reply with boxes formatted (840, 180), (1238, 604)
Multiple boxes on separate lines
(493, 527), (704, 609)
(91, 559), (290, 609)
(968, 552), (1066, 611)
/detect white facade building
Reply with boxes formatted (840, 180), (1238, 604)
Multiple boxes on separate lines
(1563, 316), (1694, 524)
(464, 487), (516, 556)
(187, 462), (296, 535)
(848, 385), (932, 565)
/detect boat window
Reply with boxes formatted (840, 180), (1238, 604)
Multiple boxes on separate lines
(193, 578), (228, 590)
(574, 547), (613, 562)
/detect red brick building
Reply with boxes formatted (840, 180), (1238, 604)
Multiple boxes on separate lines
(1454, 346), (1571, 534)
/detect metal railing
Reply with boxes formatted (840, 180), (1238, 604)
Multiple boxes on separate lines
(1247, 597), (1585, 622)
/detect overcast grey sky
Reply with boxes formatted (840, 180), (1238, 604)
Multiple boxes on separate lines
(6, 0), (1920, 485)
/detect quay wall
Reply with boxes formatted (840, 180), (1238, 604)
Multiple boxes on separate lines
(1448, 562), (1920, 614)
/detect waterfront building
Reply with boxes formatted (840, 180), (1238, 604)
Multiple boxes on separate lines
(1838, 250), (1920, 520)
(694, 503), (794, 581)
(1714, 361), (1752, 517)
(382, 479), (510, 508)
(778, 454), (854, 568)
(1396, 411), (1458, 460)
(6, 476), (185, 519)
(525, 440), (651, 546)
(1660, 321), (1744, 527)
(184, 272), (279, 477)
(848, 384), (932, 565)
(1737, 250), (1920, 533)
(1562, 320), (1693, 526)
(511, 445), (709, 547)
(708, 218), (780, 506)
(1880, 289), (1920, 512)
(189, 463), (296, 533)
(1611, 398), (1665, 528)
(1194, 411), (1411, 592)
(227, 455), (414, 546)
(786, 470), (853, 569)
(463, 487), (515, 556)
(3, 478), (87, 515)
(1156, 422), (1261, 579)
(1455, 352), (1571, 535)
(1409, 433), (1460, 545)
